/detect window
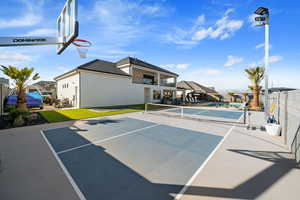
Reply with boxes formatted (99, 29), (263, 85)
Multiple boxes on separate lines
(62, 83), (69, 89)
(153, 90), (161, 100)
(163, 90), (173, 100)
(143, 75), (154, 85)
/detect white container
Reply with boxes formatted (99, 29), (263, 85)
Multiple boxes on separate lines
(265, 123), (281, 136)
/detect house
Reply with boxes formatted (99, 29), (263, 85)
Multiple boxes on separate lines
(0, 78), (9, 115)
(176, 81), (221, 102)
(54, 57), (178, 108)
(27, 81), (56, 98)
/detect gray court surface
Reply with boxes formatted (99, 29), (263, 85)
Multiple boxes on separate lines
(167, 107), (242, 119)
(42, 117), (223, 200)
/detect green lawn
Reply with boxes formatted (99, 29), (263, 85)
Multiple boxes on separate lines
(40, 108), (142, 123)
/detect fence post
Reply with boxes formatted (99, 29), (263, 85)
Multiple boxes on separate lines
(181, 107), (183, 117)
(277, 92), (280, 124)
(282, 92), (288, 145)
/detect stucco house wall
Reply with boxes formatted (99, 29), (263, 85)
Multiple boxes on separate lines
(80, 71), (145, 108)
(56, 72), (80, 107)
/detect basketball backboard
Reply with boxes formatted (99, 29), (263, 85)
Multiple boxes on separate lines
(57, 0), (78, 54)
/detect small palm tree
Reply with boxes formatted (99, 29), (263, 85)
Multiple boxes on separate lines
(245, 66), (265, 110)
(214, 94), (223, 102)
(1, 65), (40, 110)
(242, 92), (248, 102)
(227, 92), (235, 102)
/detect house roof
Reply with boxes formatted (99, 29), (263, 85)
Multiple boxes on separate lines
(77, 59), (131, 77)
(32, 81), (55, 86)
(55, 59), (131, 80)
(116, 57), (178, 76)
(262, 87), (297, 93)
(177, 81), (218, 94)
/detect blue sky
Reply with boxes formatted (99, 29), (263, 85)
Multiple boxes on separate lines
(0, 0), (299, 90)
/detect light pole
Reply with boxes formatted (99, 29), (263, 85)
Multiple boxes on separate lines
(254, 7), (270, 120)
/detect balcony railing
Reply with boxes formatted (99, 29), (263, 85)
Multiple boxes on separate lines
(132, 79), (158, 85)
(160, 82), (176, 87)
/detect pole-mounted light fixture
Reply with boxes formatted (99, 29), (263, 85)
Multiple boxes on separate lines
(255, 7), (269, 15)
(253, 7), (270, 120)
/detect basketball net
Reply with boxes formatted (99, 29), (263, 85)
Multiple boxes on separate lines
(76, 46), (88, 59)
(72, 39), (92, 59)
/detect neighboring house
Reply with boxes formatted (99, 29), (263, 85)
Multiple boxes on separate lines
(176, 81), (221, 102)
(262, 87), (297, 94)
(27, 81), (56, 99)
(0, 78), (9, 115)
(54, 57), (178, 108)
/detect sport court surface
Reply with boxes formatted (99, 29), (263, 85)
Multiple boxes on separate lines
(41, 109), (243, 200)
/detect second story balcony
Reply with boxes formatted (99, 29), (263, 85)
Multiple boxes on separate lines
(131, 66), (177, 87)
(160, 74), (176, 87)
(132, 67), (158, 85)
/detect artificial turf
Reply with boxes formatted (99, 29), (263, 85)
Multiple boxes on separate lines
(40, 108), (141, 123)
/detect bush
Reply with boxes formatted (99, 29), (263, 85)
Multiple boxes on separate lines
(7, 107), (30, 127)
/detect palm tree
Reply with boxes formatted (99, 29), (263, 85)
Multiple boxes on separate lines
(241, 92), (248, 102)
(214, 94), (223, 102)
(245, 66), (265, 110)
(227, 92), (235, 102)
(1, 65), (40, 110)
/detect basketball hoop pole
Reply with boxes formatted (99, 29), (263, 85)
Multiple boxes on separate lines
(0, 36), (63, 46)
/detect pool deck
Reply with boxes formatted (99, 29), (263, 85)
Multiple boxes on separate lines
(0, 111), (299, 200)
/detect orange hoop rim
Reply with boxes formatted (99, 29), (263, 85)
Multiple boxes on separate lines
(72, 39), (92, 47)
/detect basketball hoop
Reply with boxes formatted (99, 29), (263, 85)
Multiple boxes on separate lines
(72, 39), (92, 59)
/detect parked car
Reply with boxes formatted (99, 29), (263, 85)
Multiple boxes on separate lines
(5, 92), (44, 109)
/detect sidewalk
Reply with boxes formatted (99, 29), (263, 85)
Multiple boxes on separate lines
(180, 111), (299, 200)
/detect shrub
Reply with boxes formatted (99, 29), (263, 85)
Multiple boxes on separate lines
(7, 107), (30, 127)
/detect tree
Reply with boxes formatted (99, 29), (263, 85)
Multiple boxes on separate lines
(1, 65), (40, 110)
(227, 92), (235, 102)
(245, 66), (265, 110)
(214, 94), (223, 102)
(242, 92), (249, 102)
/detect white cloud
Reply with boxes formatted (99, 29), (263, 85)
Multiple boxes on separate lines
(255, 43), (272, 49)
(204, 68), (222, 75)
(0, 14), (42, 28)
(268, 55), (283, 63)
(0, 0), (43, 28)
(176, 64), (190, 69)
(141, 5), (163, 15)
(247, 55), (283, 68)
(192, 27), (213, 41)
(89, 0), (169, 57)
(162, 64), (190, 70)
(26, 28), (56, 36)
(248, 14), (257, 27)
(247, 61), (259, 68)
(224, 55), (244, 67)
(0, 51), (33, 65)
(166, 9), (243, 46)
(195, 14), (206, 25)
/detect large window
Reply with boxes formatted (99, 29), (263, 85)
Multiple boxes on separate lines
(153, 90), (161, 100)
(143, 75), (154, 85)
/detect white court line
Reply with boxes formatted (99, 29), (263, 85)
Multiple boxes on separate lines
(57, 124), (160, 155)
(40, 131), (87, 200)
(174, 114), (243, 200)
